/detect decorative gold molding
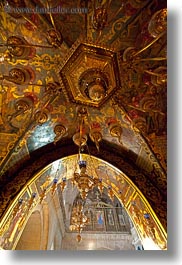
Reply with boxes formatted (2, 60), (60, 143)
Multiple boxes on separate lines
(57, 41), (120, 107)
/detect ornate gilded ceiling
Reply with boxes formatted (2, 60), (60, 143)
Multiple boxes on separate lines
(0, 0), (167, 227)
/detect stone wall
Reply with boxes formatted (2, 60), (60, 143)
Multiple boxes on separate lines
(61, 232), (135, 250)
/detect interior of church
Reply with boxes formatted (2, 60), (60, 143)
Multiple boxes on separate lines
(0, 0), (167, 250)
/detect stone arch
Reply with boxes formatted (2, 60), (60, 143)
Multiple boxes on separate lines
(0, 140), (166, 231)
(0, 141), (167, 250)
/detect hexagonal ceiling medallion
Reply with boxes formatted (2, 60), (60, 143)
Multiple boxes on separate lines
(58, 42), (121, 108)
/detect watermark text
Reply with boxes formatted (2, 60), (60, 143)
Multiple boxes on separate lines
(4, 4), (88, 14)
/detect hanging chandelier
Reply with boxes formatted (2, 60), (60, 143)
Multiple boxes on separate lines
(71, 159), (103, 200)
(68, 106), (104, 200)
(57, 106), (117, 201)
(60, 153), (115, 202)
(69, 201), (89, 242)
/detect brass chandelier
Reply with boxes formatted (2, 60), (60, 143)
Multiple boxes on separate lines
(58, 106), (116, 202)
(71, 159), (103, 200)
(69, 200), (89, 242)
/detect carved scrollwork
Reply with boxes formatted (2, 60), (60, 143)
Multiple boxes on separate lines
(15, 96), (34, 112)
(53, 124), (67, 144)
(123, 47), (138, 62)
(3, 96), (34, 129)
(150, 67), (167, 86)
(5, 68), (26, 85)
(34, 109), (50, 125)
(73, 132), (88, 147)
(46, 29), (63, 48)
(107, 119), (123, 144)
(132, 117), (147, 135)
(109, 123), (122, 138)
(45, 82), (61, 96)
(92, 7), (108, 30)
(7, 36), (35, 59)
(77, 106), (88, 118)
(3, 67), (34, 85)
(148, 9), (167, 38)
(89, 130), (102, 152)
